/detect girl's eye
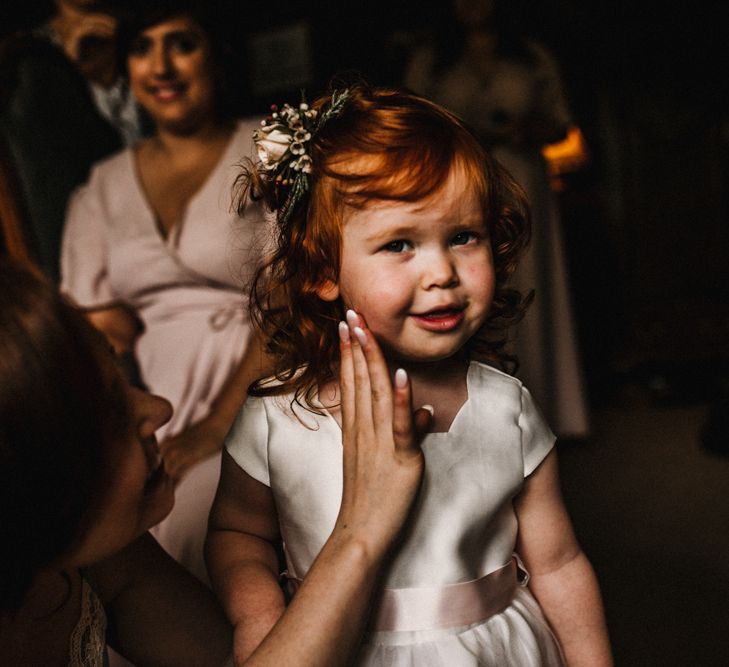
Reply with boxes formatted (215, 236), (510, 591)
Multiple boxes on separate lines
(451, 231), (477, 246)
(383, 240), (411, 253)
(168, 33), (200, 54)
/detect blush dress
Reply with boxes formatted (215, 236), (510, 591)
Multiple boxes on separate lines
(61, 119), (269, 583)
(226, 362), (565, 665)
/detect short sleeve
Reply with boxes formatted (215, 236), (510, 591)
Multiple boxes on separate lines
(519, 385), (556, 477)
(225, 396), (271, 486)
(60, 182), (116, 308)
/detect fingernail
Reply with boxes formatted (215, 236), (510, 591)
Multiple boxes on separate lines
(346, 309), (359, 328)
(395, 368), (408, 388)
(353, 326), (367, 346)
(421, 404), (435, 416)
(338, 321), (350, 342)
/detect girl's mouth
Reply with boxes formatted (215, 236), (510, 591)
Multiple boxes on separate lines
(412, 307), (465, 332)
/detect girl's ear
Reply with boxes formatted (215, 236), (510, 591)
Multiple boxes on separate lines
(315, 279), (340, 302)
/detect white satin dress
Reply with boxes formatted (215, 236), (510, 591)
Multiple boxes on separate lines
(226, 362), (565, 665)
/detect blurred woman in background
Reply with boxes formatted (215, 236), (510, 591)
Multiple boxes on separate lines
(61, 0), (268, 584)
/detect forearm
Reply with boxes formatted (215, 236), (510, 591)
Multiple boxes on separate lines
(88, 533), (232, 667)
(86, 306), (139, 355)
(528, 550), (612, 667)
(206, 530), (285, 664)
(161, 335), (274, 477)
(206, 333), (272, 438)
(245, 531), (383, 667)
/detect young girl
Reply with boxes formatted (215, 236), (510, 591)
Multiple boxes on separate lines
(207, 84), (612, 666)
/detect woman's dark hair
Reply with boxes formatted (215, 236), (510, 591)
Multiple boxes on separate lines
(116, 0), (239, 120)
(0, 260), (129, 612)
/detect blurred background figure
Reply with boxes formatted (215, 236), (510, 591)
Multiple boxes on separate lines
(0, 1), (144, 281)
(404, 0), (589, 438)
(41, 0), (143, 145)
(60, 0), (269, 591)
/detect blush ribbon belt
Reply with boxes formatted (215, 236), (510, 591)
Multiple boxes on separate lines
(285, 558), (522, 633)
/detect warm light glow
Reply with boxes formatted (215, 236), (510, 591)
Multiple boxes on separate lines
(542, 125), (589, 175)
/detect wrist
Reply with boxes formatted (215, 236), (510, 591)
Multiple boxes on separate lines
(324, 528), (385, 576)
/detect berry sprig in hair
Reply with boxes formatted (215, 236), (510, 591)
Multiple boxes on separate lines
(253, 89), (350, 224)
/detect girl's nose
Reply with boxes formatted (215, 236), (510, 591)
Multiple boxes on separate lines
(421, 250), (459, 289)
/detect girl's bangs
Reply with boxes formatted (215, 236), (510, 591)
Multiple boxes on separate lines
(330, 141), (488, 210)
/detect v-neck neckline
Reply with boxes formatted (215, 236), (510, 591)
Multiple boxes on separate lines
(128, 123), (240, 246)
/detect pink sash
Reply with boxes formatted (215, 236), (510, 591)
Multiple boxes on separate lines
(286, 559), (519, 633)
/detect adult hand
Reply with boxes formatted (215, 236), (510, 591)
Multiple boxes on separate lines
(334, 309), (429, 559)
(61, 12), (118, 87)
(160, 416), (227, 482)
(62, 13), (117, 63)
(217, 311), (430, 667)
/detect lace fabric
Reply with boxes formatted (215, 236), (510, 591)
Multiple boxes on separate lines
(68, 579), (108, 667)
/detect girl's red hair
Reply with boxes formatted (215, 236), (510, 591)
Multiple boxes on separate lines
(239, 82), (531, 410)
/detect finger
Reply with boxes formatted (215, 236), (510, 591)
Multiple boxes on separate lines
(350, 314), (393, 433)
(413, 405), (434, 443)
(338, 321), (355, 437)
(391, 368), (414, 452)
(348, 315), (374, 430)
(80, 14), (118, 30)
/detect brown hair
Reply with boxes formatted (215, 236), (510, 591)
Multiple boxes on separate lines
(239, 82), (531, 410)
(0, 260), (130, 611)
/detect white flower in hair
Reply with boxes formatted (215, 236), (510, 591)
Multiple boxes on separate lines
(294, 128), (311, 143)
(296, 155), (313, 173)
(254, 126), (292, 170)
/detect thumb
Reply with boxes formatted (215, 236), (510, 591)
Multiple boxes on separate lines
(412, 404), (434, 443)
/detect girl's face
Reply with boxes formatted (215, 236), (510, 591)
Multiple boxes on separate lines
(66, 338), (174, 568)
(127, 15), (217, 133)
(319, 168), (495, 364)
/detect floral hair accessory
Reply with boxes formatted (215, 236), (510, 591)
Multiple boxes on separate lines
(253, 88), (350, 224)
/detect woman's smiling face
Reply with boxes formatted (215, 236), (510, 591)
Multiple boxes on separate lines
(127, 15), (217, 133)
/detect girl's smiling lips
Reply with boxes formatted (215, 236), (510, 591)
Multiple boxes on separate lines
(411, 306), (466, 332)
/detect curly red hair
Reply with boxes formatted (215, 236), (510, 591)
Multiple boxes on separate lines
(239, 82), (531, 409)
